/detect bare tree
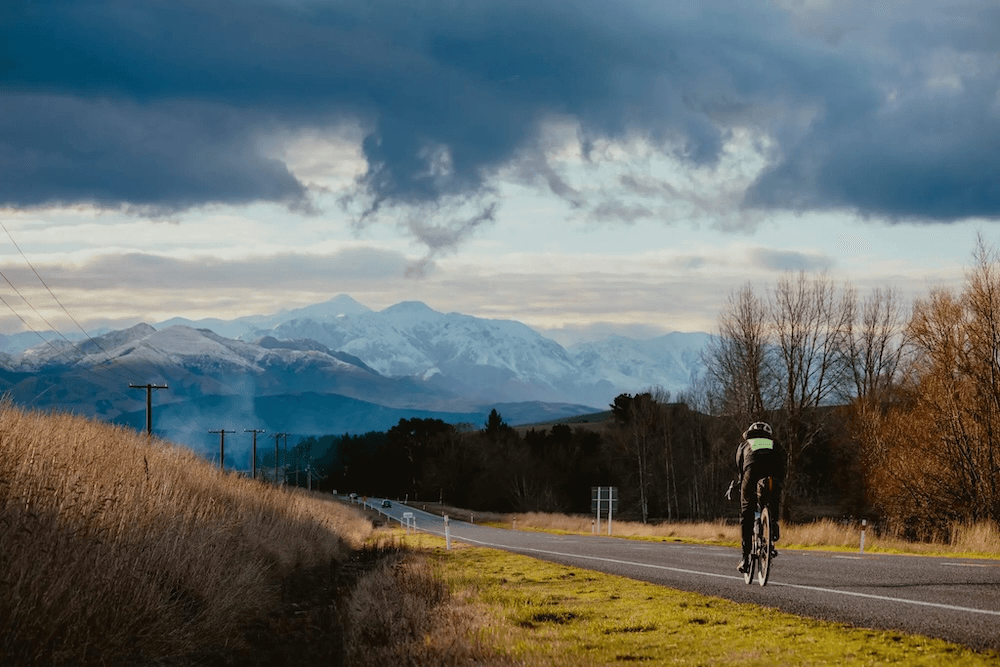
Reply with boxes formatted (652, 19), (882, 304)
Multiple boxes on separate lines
(770, 272), (851, 516)
(961, 238), (1000, 521)
(865, 238), (1000, 534)
(703, 283), (776, 426)
(897, 286), (971, 533)
(840, 286), (909, 404)
(648, 387), (681, 520)
(677, 379), (731, 519)
(837, 285), (910, 515)
(610, 392), (659, 523)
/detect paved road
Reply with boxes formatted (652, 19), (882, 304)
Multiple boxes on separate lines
(355, 498), (1000, 652)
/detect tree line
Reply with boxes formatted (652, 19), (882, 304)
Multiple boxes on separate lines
(296, 238), (1000, 537)
(302, 403), (733, 521)
(703, 236), (1000, 538)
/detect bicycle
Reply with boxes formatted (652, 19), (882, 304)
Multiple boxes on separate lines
(743, 476), (776, 586)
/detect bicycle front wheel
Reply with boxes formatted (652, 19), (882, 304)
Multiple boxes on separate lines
(757, 507), (772, 586)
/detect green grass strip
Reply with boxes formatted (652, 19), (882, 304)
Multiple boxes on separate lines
(410, 535), (999, 666)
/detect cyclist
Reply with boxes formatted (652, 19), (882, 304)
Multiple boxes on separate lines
(726, 421), (786, 574)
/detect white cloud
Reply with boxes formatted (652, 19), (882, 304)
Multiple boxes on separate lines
(278, 123), (369, 193)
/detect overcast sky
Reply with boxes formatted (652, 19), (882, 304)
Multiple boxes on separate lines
(0, 0), (997, 345)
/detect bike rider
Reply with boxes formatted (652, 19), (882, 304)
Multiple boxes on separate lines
(726, 421), (786, 574)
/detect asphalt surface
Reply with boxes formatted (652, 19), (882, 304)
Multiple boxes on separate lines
(357, 498), (1000, 652)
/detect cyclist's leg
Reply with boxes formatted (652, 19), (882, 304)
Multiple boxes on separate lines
(738, 471), (757, 571)
(768, 477), (782, 542)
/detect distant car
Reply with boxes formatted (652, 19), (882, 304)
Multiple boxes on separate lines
(381, 499), (391, 508)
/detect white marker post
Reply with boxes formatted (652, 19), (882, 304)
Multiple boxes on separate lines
(595, 486), (602, 535)
(607, 491), (613, 536)
(860, 518), (867, 554)
(444, 515), (451, 550)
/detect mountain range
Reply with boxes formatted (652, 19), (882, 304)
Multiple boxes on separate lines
(0, 295), (710, 467)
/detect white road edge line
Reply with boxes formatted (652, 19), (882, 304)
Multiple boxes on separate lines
(428, 531), (1000, 618)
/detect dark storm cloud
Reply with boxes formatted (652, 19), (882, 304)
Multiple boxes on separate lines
(1, 0), (997, 223)
(0, 95), (307, 212)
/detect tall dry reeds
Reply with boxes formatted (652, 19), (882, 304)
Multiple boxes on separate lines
(0, 403), (371, 665)
(507, 511), (1000, 555)
(509, 512), (739, 542)
(340, 541), (517, 667)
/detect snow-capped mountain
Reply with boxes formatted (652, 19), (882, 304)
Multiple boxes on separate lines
(569, 332), (710, 400)
(9, 322), (448, 413)
(153, 294), (373, 341)
(245, 300), (589, 403)
(0, 296), (710, 464)
(235, 298), (709, 406)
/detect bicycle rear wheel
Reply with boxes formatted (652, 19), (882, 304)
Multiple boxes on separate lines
(757, 507), (772, 586)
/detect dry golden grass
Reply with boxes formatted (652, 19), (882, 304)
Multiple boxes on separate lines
(949, 521), (1000, 554)
(340, 535), (518, 667)
(505, 512), (1000, 556)
(0, 402), (372, 665)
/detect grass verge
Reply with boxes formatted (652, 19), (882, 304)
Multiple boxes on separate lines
(467, 510), (1000, 559)
(383, 532), (1000, 666)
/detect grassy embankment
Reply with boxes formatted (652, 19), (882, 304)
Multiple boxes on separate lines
(0, 403), (381, 665)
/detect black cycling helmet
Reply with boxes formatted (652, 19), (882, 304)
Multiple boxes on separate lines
(743, 421), (773, 439)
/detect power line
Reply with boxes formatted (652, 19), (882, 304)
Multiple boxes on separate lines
(0, 220), (275, 453)
(0, 218), (128, 371)
(0, 293), (130, 391)
(0, 219), (141, 386)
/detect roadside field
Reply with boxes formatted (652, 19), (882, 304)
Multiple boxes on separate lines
(383, 531), (1000, 666)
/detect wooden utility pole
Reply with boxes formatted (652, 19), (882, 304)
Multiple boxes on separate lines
(273, 433), (287, 486)
(129, 383), (168, 435)
(244, 429), (265, 480)
(209, 429), (234, 471)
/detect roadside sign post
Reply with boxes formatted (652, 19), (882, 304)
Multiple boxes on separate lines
(444, 515), (451, 550)
(592, 486), (618, 536)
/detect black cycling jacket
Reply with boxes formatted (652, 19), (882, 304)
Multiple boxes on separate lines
(735, 435), (787, 484)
